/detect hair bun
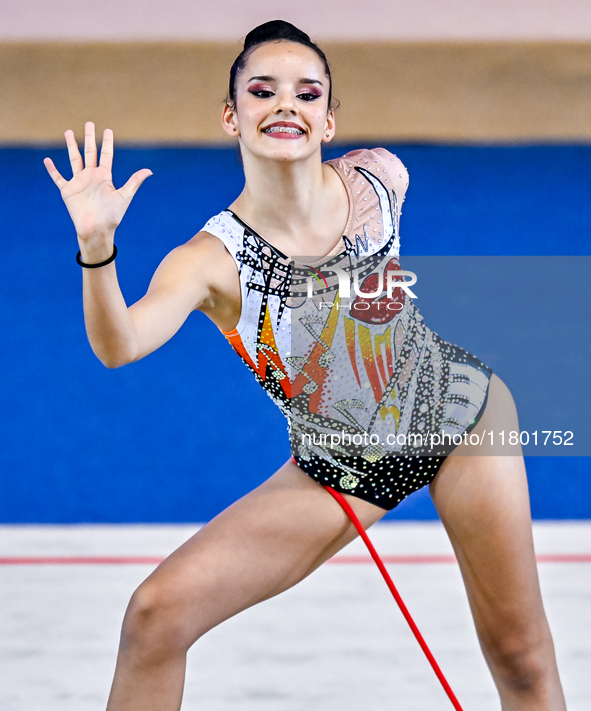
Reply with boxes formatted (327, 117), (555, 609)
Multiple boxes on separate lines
(243, 20), (312, 50)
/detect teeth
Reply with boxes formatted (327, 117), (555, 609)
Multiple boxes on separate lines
(264, 126), (304, 134)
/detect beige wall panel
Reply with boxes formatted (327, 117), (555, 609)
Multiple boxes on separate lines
(0, 44), (237, 144)
(1, 42), (591, 144)
(329, 43), (591, 142)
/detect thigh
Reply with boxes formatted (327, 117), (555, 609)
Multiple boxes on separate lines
(429, 374), (548, 653)
(137, 459), (387, 641)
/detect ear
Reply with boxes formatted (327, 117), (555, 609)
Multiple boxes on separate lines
(322, 108), (336, 143)
(221, 103), (240, 138)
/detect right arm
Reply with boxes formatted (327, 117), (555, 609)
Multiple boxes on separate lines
(44, 122), (238, 368)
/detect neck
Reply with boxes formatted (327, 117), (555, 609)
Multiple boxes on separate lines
(230, 147), (330, 241)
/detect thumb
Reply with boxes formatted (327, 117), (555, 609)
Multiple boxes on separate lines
(119, 168), (153, 202)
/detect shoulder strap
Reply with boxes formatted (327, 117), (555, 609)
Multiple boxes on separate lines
(200, 211), (243, 264)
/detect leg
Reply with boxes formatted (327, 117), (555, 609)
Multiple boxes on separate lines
(106, 459), (387, 711)
(430, 374), (566, 710)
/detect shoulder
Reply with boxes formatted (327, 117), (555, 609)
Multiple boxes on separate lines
(142, 229), (239, 316)
(162, 229), (231, 265)
(150, 230), (234, 292)
(326, 148), (409, 203)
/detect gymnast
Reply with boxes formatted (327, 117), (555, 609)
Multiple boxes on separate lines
(44, 20), (566, 710)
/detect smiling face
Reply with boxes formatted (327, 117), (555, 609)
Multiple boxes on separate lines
(222, 40), (335, 162)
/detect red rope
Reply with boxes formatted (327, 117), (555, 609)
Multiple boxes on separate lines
(323, 485), (465, 711)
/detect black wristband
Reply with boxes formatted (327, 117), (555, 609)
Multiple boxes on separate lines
(76, 245), (118, 268)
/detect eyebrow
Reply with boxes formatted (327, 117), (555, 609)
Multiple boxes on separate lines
(247, 75), (324, 87)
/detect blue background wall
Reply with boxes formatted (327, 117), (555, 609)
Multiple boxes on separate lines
(1, 144), (589, 522)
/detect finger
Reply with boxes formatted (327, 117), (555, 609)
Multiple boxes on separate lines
(99, 128), (114, 170)
(118, 168), (153, 202)
(84, 121), (97, 169)
(65, 129), (83, 174)
(43, 157), (67, 190)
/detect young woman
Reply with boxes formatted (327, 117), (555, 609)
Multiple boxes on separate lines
(44, 20), (566, 711)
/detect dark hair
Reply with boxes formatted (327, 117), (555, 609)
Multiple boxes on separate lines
(227, 20), (336, 111)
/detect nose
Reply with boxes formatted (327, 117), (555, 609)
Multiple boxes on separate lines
(273, 91), (298, 115)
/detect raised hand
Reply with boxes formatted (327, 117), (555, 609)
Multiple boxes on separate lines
(44, 122), (152, 244)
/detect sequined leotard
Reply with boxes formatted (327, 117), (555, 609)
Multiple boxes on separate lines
(201, 148), (492, 509)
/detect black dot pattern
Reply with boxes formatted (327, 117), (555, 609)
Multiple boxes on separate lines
(294, 452), (446, 510)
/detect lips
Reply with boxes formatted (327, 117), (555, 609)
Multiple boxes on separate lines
(351, 258), (406, 324)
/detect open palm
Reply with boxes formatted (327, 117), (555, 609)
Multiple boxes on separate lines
(44, 122), (152, 240)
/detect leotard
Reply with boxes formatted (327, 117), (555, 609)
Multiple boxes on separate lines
(201, 148), (492, 509)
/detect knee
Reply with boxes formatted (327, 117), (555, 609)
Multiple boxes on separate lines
(120, 580), (193, 662)
(485, 633), (550, 694)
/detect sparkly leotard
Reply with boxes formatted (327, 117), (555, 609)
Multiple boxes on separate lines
(201, 148), (492, 509)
